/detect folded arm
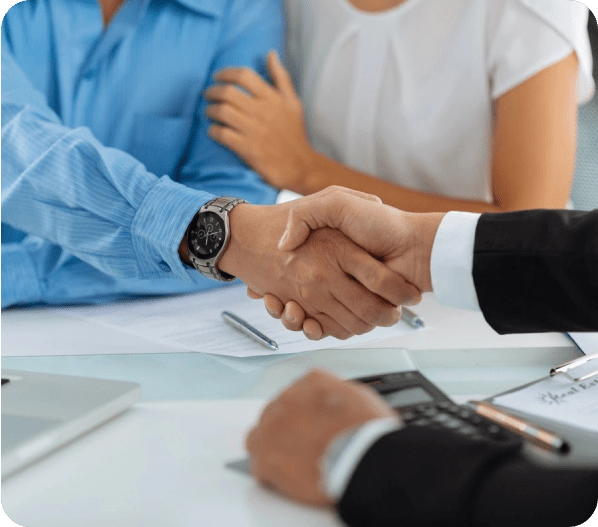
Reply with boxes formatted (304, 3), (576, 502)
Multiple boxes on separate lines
(206, 53), (578, 212)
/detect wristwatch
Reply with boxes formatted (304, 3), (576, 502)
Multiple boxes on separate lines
(184, 196), (247, 282)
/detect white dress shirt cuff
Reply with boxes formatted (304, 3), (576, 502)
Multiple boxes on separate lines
(321, 417), (402, 501)
(430, 211), (481, 312)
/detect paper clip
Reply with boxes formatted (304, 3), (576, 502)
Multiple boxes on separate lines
(550, 351), (598, 382)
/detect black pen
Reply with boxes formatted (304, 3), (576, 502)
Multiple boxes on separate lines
(221, 311), (279, 351)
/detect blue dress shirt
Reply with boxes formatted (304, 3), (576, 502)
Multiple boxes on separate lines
(1, 0), (282, 308)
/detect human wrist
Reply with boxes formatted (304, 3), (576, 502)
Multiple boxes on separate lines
(180, 197), (249, 281)
(216, 203), (255, 278)
(404, 212), (446, 293)
(292, 146), (323, 196)
(321, 417), (403, 501)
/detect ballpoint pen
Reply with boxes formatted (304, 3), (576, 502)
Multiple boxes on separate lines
(221, 311), (279, 351)
(469, 400), (570, 453)
(402, 307), (424, 328)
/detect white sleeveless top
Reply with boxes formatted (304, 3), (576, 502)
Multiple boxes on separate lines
(284, 0), (594, 202)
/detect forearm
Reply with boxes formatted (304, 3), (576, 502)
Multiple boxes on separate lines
(297, 151), (504, 213)
(338, 427), (522, 527)
(473, 209), (598, 333)
(472, 455), (598, 526)
(338, 427), (597, 527)
(2, 50), (212, 282)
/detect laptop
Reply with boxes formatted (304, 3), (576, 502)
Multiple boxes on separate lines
(1, 369), (141, 479)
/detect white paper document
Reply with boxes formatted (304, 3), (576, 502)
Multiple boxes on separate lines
(492, 364), (598, 434)
(50, 284), (421, 357)
(569, 332), (598, 355)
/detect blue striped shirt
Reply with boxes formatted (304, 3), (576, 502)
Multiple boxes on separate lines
(1, 0), (282, 308)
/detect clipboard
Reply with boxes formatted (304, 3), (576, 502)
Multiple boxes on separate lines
(550, 351), (598, 382)
(485, 352), (598, 469)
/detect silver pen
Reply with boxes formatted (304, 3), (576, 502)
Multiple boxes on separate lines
(401, 307), (424, 328)
(221, 311), (279, 351)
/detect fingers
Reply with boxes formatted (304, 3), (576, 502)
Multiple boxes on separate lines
(341, 249), (422, 310)
(247, 288), (263, 299)
(280, 301), (306, 331)
(308, 312), (353, 341)
(204, 83), (254, 112)
(331, 271), (402, 328)
(206, 102), (252, 134)
(263, 297), (325, 341)
(302, 318), (324, 340)
(213, 67), (272, 98)
(321, 185), (381, 203)
(263, 294), (284, 318)
(309, 302), (374, 339)
(207, 124), (245, 154)
(267, 50), (298, 101)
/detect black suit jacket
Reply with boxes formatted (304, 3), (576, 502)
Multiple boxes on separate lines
(338, 210), (598, 526)
(473, 209), (598, 333)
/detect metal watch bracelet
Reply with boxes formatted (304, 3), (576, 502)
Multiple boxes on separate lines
(187, 197), (247, 282)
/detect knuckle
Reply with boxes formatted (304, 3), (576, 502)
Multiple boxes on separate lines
(220, 105), (234, 121)
(222, 85), (237, 99)
(377, 308), (401, 327)
(389, 306), (402, 324)
(362, 267), (385, 294)
(362, 301), (389, 325)
(354, 322), (375, 336)
(220, 127), (236, 142)
(210, 104), (224, 120)
(239, 68), (254, 83)
(209, 125), (223, 140)
(305, 368), (327, 384)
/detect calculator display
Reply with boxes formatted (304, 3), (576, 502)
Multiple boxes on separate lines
(383, 387), (434, 408)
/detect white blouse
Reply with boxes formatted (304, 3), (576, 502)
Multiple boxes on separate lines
(284, 0), (594, 202)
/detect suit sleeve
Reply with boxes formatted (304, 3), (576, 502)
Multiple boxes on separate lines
(472, 209), (598, 333)
(337, 427), (598, 527)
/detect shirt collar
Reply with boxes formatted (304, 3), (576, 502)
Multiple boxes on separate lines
(169, 0), (226, 18)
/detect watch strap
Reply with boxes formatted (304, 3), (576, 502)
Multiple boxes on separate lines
(186, 197), (247, 282)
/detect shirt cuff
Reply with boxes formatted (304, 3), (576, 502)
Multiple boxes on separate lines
(131, 176), (217, 282)
(321, 417), (402, 501)
(430, 211), (481, 312)
(1, 243), (44, 309)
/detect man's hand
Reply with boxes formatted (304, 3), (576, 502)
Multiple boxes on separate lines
(280, 187), (445, 292)
(217, 192), (422, 339)
(246, 369), (398, 506)
(250, 186), (445, 338)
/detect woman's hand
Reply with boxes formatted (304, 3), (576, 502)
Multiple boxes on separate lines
(205, 51), (313, 193)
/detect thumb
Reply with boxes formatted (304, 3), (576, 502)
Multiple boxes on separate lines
(278, 194), (348, 251)
(278, 187), (383, 251)
(278, 206), (316, 251)
(267, 50), (298, 101)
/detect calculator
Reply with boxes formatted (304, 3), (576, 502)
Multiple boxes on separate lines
(356, 370), (521, 444)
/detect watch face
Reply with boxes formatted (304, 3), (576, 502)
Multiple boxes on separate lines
(188, 211), (226, 259)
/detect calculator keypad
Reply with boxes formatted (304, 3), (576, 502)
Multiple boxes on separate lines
(399, 403), (514, 443)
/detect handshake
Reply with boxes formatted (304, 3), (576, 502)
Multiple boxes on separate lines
(216, 186), (446, 340)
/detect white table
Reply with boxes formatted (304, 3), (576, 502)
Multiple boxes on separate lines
(3, 293), (596, 527)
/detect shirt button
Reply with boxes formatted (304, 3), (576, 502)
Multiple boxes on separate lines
(83, 69), (97, 80)
(158, 261), (171, 272)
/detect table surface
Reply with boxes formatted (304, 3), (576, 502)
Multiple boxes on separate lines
(3, 292), (596, 527)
